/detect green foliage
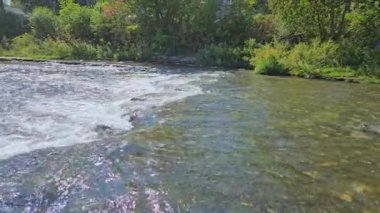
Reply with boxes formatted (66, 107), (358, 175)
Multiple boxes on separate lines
(338, 39), (379, 74)
(317, 67), (356, 78)
(90, 1), (138, 47)
(214, 0), (257, 45)
(250, 40), (360, 78)
(251, 42), (288, 75)
(196, 38), (257, 68)
(2, 33), (98, 60)
(1, 34), (68, 59)
(242, 38), (258, 62)
(284, 40), (339, 76)
(30, 7), (58, 39)
(197, 44), (246, 67)
(346, 1), (380, 48)
(255, 55), (288, 75)
(59, 2), (93, 40)
(252, 14), (277, 43)
(1, 0), (379, 83)
(269, 0), (352, 41)
(339, 1), (380, 76)
(69, 41), (97, 59)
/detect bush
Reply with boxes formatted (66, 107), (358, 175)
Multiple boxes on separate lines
(69, 41), (98, 60)
(1, 33), (99, 60)
(284, 40), (339, 76)
(6, 34), (43, 57)
(252, 14), (277, 43)
(124, 41), (153, 61)
(249, 40), (355, 78)
(338, 39), (379, 77)
(254, 55), (288, 75)
(3, 34), (71, 59)
(29, 7), (58, 39)
(59, 2), (93, 40)
(251, 42), (289, 75)
(197, 44), (247, 67)
(41, 38), (73, 58)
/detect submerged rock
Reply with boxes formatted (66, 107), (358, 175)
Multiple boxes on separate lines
(95, 124), (114, 135)
(129, 111), (139, 122)
(130, 97), (146, 102)
(360, 123), (380, 136)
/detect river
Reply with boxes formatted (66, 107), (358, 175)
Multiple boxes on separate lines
(0, 61), (379, 212)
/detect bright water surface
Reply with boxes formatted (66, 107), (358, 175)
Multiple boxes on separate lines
(0, 61), (379, 212)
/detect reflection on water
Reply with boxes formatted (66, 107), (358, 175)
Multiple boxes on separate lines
(0, 64), (379, 212)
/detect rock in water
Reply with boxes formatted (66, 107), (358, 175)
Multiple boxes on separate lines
(130, 97), (146, 102)
(360, 123), (380, 136)
(95, 124), (113, 135)
(129, 111), (139, 122)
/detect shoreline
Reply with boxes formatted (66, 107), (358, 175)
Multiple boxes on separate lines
(0, 56), (203, 68)
(1, 56), (378, 84)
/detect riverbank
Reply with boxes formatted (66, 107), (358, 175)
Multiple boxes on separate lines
(1, 56), (379, 84)
(0, 56), (199, 67)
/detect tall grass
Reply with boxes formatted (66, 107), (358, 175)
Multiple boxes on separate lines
(248, 40), (360, 79)
(0, 34), (98, 60)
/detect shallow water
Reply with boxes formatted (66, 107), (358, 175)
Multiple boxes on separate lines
(0, 62), (379, 212)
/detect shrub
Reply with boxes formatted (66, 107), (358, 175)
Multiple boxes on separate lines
(4, 34), (72, 59)
(96, 42), (113, 59)
(197, 44), (247, 67)
(67, 41), (98, 60)
(254, 55), (288, 75)
(338, 39), (379, 77)
(252, 14), (277, 43)
(251, 42), (289, 75)
(124, 41), (152, 61)
(58, 2), (93, 40)
(29, 7), (58, 39)
(242, 38), (257, 62)
(284, 40), (339, 76)
(6, 34), (42, 57)
(1, 33), (99, 60)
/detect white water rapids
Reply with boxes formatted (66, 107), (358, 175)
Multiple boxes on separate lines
(0, 62), (219, 160)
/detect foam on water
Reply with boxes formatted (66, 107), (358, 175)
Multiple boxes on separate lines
(0, 62), (219, 160)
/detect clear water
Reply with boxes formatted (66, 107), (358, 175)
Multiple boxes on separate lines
(0, 62), (379, 212)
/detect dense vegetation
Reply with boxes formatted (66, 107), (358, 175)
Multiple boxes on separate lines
(0, 0), (379, 82)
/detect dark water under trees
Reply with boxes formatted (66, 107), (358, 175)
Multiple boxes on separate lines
(0, 62), (379, 212)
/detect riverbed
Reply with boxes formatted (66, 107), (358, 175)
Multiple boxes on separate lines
(0, 61), (379, 212)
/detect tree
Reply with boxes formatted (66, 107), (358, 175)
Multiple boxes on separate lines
(58, 1), (93, 40)
(91, 0), (138, 48)
(269, 0), (355, 41)
(29, 7), (58, 39)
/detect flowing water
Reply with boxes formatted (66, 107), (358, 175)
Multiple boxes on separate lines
(0, 61), (379, 212)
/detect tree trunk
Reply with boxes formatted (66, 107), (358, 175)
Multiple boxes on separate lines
(334, 0), (351, 40)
